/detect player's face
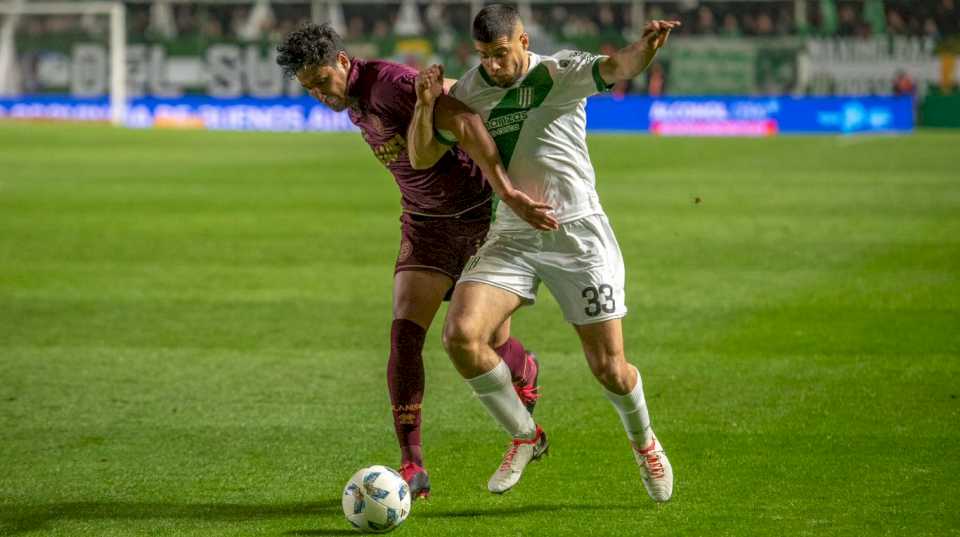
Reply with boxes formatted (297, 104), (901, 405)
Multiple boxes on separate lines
(475, 24), (530, 88)
(297, 53), (350, 111)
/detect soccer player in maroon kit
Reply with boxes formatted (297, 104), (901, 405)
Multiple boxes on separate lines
(276, 24), (558, 499)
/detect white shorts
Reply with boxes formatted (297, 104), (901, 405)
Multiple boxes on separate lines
(459, 214), (627, 325)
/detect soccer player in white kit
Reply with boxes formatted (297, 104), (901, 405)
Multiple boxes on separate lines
(407, 4), (680, 502)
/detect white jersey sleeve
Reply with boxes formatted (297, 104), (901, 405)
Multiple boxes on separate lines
(547, 50), (613, 105)
(433, 81), (463, 145)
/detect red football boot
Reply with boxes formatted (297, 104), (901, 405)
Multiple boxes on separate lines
(399, 462), (431, 500)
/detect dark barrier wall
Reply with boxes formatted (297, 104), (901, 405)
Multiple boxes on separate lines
(920, 95), (960, 128)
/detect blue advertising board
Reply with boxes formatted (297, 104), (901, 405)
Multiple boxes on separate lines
(0, 94), (914, 135)
(0, 95), (357, 132)
(585, 95), (914, 135)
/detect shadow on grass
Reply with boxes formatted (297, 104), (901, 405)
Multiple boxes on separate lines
(285, 501), (641, 535)
(0, 500), (339, 536)
(1, 500), (644, 535)
(416, 502), (638, 519)
(284, 531), (366, 536)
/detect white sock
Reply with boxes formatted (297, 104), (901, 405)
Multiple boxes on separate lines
(466, 360), (536, 439)
(603, 365), (654, 446)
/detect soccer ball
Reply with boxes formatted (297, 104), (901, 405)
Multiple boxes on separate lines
(341, 465), (411, 533)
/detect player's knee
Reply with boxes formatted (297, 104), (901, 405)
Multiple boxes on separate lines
(442, 318), (484, 358)
(392, 296), (421, 322)
(589, 357), (631, 393)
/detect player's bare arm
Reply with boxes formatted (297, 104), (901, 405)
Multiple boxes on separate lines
(408, 64), (450, 170)
(407, 65), (559, 231)
(434, 94), (559, 231)
(598, 20), (680, 84)
(406, 66), (490, 169)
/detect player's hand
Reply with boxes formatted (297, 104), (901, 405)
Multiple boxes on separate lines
(641, 20), (681, 50)
(502, 189), (559, 231)
(415, 64), (444, 106)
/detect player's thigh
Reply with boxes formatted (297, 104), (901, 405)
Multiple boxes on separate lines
(539, 215), (627, 325)
(449, 230), (539, 344)
(444, 281), (525, 347)
(393, 269), (454, 329)
(489, 317), (512, 348)
(457, 229), (540, 310)
(392, 213), (478, 328)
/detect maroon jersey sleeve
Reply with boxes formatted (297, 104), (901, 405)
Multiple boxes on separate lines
(347, 60), (492, 216)
(370, 68), (418, 126)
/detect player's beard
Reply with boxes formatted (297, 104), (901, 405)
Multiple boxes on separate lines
(323, 96), (347, 111)
(491, 68), (522, 88)
(491, 55), (528, 87)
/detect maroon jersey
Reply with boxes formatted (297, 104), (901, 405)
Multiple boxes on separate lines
(345, 58), (491, 216)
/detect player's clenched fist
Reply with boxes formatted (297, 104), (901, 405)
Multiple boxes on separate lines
(641, 20), (681, 51)
(415, 64), (444, 106)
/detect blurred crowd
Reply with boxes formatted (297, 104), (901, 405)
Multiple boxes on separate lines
(14, 0), (960, 43)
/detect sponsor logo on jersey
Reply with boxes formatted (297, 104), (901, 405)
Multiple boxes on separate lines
(373, 134), (407, 167)
(486, 111), (528, 138)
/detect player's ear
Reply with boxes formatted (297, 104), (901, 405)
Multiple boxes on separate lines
(519, 32), (529, 50)
(337, 51), (350, 71)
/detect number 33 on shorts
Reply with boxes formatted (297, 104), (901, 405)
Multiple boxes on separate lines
(582, 284), (616, 317)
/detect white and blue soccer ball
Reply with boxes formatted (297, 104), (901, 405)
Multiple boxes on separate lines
(341, 465), (411, 533)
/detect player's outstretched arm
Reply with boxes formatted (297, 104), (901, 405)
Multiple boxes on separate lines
(433, 94), (559, 231)
(597, 20), (681, 84)
(408, 64), (450, 170)
(407, 64), (558, 231)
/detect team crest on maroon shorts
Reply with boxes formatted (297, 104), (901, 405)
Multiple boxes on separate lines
(398, 239), (413, 263)
(395, 207), (491, 287)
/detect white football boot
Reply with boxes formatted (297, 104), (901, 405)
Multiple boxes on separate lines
(632, 436), (673, 502)
(487, 425), (548, 494)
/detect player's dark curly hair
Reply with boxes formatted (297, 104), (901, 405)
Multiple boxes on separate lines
(276, 23), (346, 79)
(473, 4), (520, 43)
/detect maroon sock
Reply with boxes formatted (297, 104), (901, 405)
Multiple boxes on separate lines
(387, 318), (427, 468)
(494, 336), (536, 385)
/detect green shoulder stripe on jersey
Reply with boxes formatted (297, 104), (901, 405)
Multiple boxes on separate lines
(434, 127), (456, 146)
(592, 58), (613, 93)
(485, 62), (553, 169)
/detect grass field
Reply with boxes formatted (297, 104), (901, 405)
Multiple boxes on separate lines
(1, 122), (958, 536)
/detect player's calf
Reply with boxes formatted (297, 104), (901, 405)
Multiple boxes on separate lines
(513, 352), (540, 414)
(493, 337), (541, 414)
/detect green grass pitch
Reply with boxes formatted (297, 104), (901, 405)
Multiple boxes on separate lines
(1, 122), (958, 536)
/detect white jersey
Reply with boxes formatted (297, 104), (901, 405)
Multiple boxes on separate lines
(440, 50), (612, 231)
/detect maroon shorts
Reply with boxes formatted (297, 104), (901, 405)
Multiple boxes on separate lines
(395, 204), (492, 299)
